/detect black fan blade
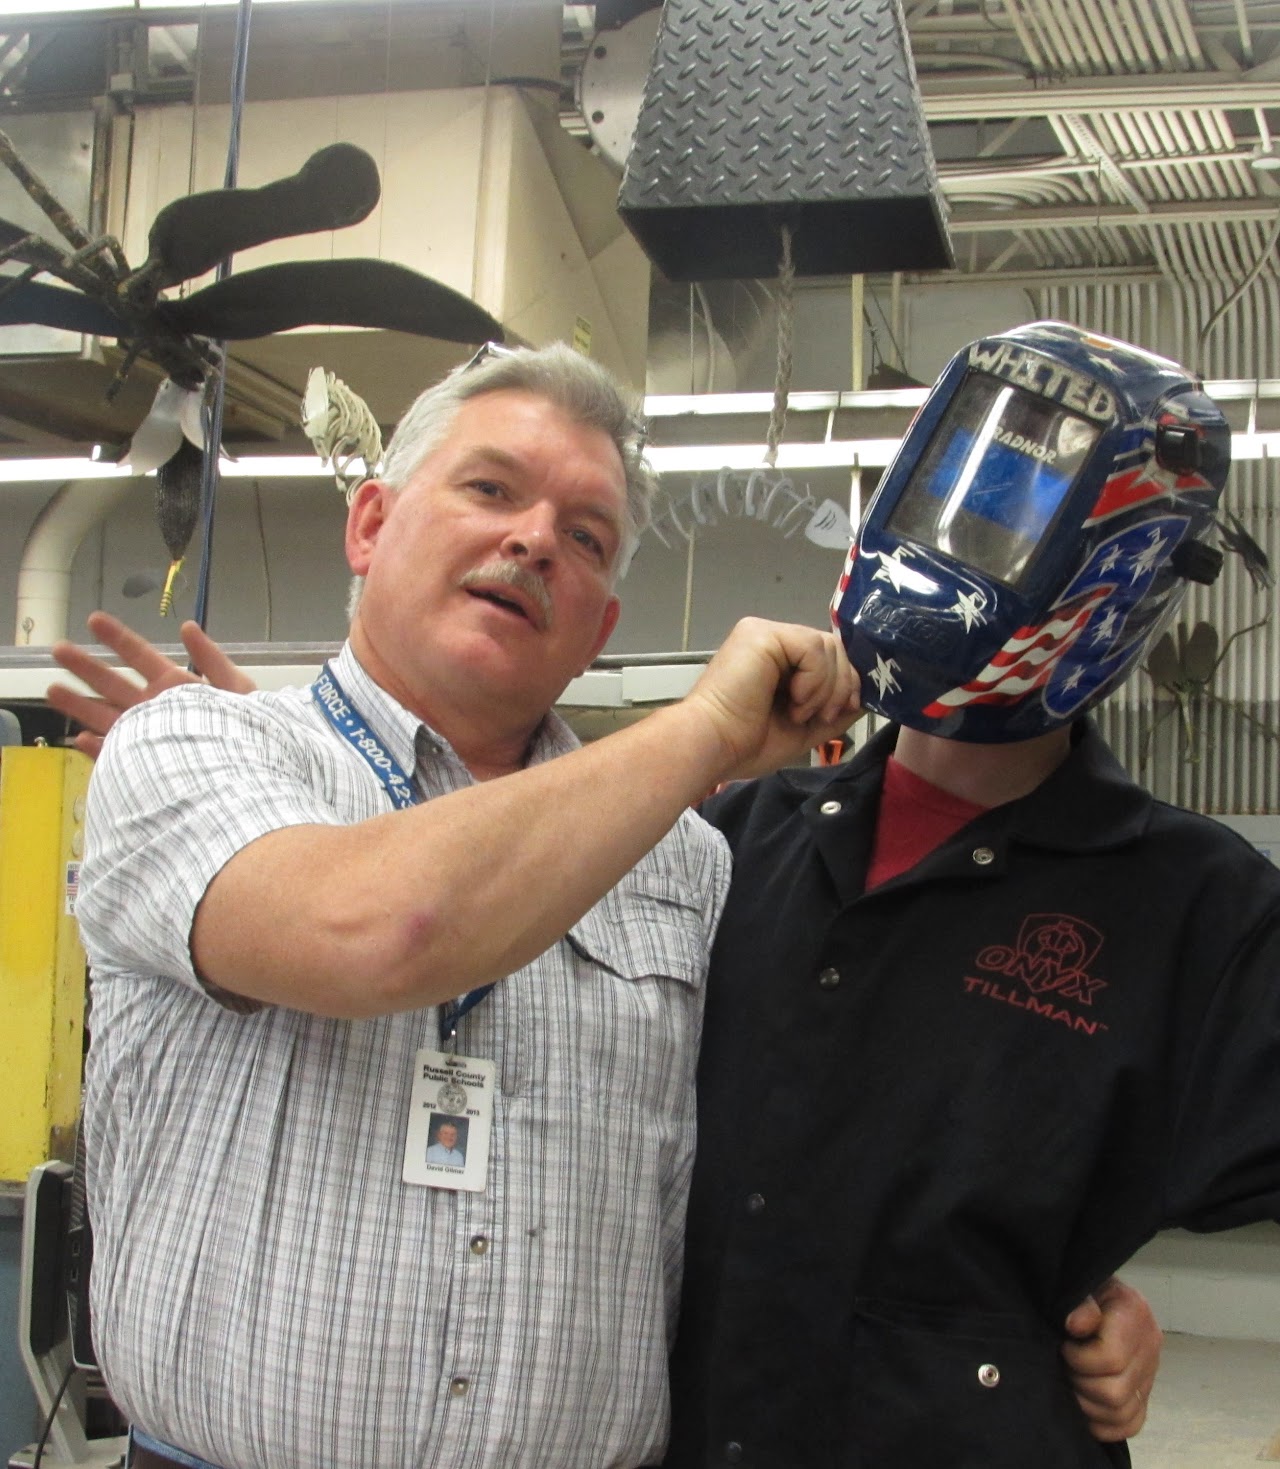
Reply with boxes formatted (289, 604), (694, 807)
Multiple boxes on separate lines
(161, 258), (504, 345)
(146, 143), (382, 287)
(0, 277), (128, 335)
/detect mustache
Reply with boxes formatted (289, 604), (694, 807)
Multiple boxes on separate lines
(459, 561), (554, 632)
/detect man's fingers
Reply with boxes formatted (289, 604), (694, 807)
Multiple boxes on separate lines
(1069, 1370), (1149, 1439)
(1063, 1294), (1103, 1341)
(46, 681), (129, 738)
(783, 631), (857, 726)
(180, 621), (256, 694)
(1061, 1277), (1161, 1445)
(72, 731), (105, 760)
(47, 646), (147, 711)
(785, 634), (837, 722)
(85, 610), (181, 684)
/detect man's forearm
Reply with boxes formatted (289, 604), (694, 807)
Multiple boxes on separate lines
(191, 694), (731, 1015)
(190, 618), (856, 1016)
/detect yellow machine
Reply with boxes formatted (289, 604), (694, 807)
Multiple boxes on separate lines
(0, 745), (91, 1184)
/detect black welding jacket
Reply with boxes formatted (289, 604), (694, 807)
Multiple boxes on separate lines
(666, 721), (1280, 1469)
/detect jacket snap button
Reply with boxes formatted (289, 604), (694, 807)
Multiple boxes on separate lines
(820, 799), (842, 815)
(818, 967), (841, 989)
(972, 846), (995, 866)
(977, 1362), (1000, 1388)
(724, 1443), (744, 1464)
(745, 1192), (766, 1215)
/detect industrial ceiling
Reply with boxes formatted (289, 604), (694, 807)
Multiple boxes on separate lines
(0, 0), (1276, 460)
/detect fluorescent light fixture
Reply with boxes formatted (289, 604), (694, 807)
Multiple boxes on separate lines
(0, 454), (328, 483)
(0, 0), (117, 10)
(0, 458), (133, 483)
(644, 382), (1279, 417)
(644, 388), (928, 417)
(1203, 379), (1280, 400)
(1227, 433), (1280, 460)
(646, 441), (902, 473)
(5, 432), (1279, 482)
(220, 455), (327, 477)
(0, 0), (368, 10)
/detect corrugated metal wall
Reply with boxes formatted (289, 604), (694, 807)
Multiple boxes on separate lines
(1036, 278), (1279, 812)
(846, 278), (1279, 814)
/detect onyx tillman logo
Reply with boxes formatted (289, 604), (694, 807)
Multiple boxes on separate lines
(963, 914), (1109, 1035)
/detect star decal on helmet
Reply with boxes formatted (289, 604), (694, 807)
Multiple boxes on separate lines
(870, 546), (916, 593)
(870, 654), (902, 698)
(952, 589), (988, 631)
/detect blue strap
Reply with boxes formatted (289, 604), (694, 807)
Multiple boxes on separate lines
(311, 663), (417, 811)
(310, 662), (495, 1044)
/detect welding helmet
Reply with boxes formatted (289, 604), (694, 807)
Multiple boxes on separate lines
(831, 321), (1231, 742)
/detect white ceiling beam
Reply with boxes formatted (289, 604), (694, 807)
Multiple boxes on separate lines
(1056, 113), (1151, 214)
(947, 197), (1280, 233)
(939, 146), (1262, 189)
(920, 72), (1280, 118)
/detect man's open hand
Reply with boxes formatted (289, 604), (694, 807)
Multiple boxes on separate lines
(48, 610), (255, 758)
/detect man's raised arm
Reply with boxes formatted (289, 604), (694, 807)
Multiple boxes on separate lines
(63, 614), (857, 1019)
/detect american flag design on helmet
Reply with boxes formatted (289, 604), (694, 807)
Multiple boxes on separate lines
(831, 321), (1231, 742)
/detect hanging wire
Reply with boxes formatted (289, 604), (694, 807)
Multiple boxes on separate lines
(764, 221), (795, 468)
(865, 283), (909, 376)
(1197, 209), (1280, 364)
(190, 0), (254, 632)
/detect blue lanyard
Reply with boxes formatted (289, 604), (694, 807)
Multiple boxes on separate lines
(311, 663), (417, 809)
(311, 662), (495, 1045)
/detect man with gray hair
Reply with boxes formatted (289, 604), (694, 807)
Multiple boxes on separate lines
(68, 342), (859, 1469)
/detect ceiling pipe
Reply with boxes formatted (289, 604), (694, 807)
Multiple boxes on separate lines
(15, 477), (136, 646)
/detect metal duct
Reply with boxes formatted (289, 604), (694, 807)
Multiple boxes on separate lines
(618, 0), (953, 282)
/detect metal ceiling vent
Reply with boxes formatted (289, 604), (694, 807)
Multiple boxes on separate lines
(618, 0), (954, 282)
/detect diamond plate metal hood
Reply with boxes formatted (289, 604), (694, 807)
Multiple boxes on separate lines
(617, 0), (954, 281)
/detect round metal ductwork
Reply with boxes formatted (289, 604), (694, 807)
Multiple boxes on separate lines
(577, 9), (661, 173)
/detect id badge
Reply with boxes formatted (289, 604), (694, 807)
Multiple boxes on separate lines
(403, 1047), (495, 1192)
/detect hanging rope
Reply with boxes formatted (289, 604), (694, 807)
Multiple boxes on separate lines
(764, 221), (795, 469)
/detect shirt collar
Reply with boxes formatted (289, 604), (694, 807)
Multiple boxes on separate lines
(999, 718), (1151, 853)
(330, 641), (581, 776)
(822, 718), (1153, 854)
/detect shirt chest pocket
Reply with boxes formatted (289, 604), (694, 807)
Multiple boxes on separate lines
(561, 872), (708, 1110)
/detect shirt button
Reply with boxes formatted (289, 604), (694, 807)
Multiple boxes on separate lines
(449, 1377), (470, 1397)
(977, 1362), (1000, 1388)
(469, 1235), (490, 1256)
(972, 846), (995, 866)
(818, 967), (841, 990)
(819, 799), (842, 815)
(724, 1443), (744, 1464)
(745, 1192), (766, 1215)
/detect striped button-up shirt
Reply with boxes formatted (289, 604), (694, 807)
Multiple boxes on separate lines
(77, 643), (731, 1469)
